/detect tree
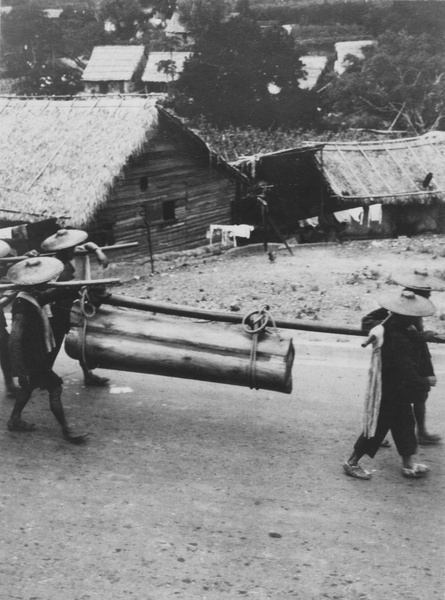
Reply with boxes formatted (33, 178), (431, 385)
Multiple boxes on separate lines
(172, 16), (318, 129)
(177, 0), (226, 36)
(323, 32), (445, 133)
(0, 5), (86, 95)
(98, 0), (145, 40)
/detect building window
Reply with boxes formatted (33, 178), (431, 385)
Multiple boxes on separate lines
(140, 176), (148, 191)
(162, 200), (176, 221)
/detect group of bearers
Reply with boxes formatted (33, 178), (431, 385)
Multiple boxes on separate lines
(0, 228), (443, 470)
(0, 228), (111, 444)
(344, 268), (443, 481)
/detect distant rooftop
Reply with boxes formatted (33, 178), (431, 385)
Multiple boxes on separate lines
(82, 46), (146, 82)
(142, 52), (192, 83)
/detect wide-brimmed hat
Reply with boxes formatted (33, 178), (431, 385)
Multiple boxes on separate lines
(7, 257), (64, 285)
(392, 268), (445, 292)
(0, 240), (11, 258)
(378, 289), (436, 317)
(41, 228), (88, 252)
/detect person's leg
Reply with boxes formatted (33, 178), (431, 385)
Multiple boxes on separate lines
(391, 404), (429, 477)
(414, 395), (442, 445)
(0, 327), (17, 395)
(343, 413), (390, 480)
(81, 364), (109, 387)
(8, 385), (35, 431)
(48, 385), (87, 443)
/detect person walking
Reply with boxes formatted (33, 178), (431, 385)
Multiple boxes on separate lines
(0, 240), (18, 397)
(362, 268), (443, 445)
(344, 289), (436, 480)
(40, 229), (110, 387)
(6, 257), (87, 443)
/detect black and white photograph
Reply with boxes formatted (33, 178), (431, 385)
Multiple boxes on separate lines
(0, 0), (444, 598)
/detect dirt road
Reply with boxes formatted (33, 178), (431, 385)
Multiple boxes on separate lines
(1, 236), (444, 599)
(0, 342), (443, 600)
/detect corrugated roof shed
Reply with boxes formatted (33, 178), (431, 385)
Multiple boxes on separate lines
(0, 96), (159, 227)
(82, 46), (146, 82)
(142, 52), (191, 82)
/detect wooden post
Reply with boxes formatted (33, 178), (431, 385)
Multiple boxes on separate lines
(138, 206), (155, 274)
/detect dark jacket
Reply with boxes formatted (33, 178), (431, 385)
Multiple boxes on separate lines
(9, 288), (77, 389)
(380, 320), (432, 408)
(362, 308), (434, 378)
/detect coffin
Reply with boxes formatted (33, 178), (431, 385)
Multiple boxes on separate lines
(65, 305), (294, 394)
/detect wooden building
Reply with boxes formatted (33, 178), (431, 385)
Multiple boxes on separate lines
(141, 51), (192, 93)
(231, 133), (445, 238)
(0, 96), (246, 259)
(82, 46), (147, 94)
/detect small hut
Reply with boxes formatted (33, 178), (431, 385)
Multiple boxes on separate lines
(164, 11), (193, 45)
(231, 133), (445, 238)
(142, 51), (192, 93)
(0, 96), (245, 259)
(82, 46), (147, 94)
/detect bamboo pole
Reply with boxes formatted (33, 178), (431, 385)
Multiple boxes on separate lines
(102, 294), (445, 343)
(0, 243), (139, 264)
(0, 278), (121, 291)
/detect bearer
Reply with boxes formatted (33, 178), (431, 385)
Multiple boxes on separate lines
(40, 229), (110, 387)
(6, 257), (87, 443)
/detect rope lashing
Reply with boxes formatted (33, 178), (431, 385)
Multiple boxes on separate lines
(242, 305), (276, 390)
(78, 287), (96, 371)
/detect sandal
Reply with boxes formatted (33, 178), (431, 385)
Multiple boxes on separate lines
(7, 418), (36, 432)
(343, 461), (372, 480)
(402, 463), (430, 478)
(417, 433), (442, 446)
(84, 372), (109, 387)
(63, 429), (88, 444)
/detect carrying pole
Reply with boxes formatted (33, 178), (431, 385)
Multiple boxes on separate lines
(102, 294), (445, 343)
(103, 294), (364, 337)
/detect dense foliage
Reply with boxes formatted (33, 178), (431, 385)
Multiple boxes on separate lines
(172, 14), (319, 129)
(321, 31), (445, 133)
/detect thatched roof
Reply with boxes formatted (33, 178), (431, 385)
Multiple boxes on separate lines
(0, 96), (159, 226)
(82, 46), (146, 82)
(141, 52), (192, 83)
(317, 132), (445, 204)
(231, 132), (445, 205)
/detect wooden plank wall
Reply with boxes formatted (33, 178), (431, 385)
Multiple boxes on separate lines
(89, 119), (237, 260)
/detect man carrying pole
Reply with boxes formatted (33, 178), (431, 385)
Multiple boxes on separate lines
(6, 257), (87, 443)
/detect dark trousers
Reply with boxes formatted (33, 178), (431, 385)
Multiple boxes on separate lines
(354, 401), (418, 458)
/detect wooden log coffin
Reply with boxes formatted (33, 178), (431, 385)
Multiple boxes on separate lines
(65, 305), (294, 394)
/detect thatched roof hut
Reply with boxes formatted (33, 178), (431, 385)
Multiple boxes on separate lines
(82, 46), (146, 83)
(142, 51), (192, 85)
(0, 95), (158, 227)
(232, 132), (445, 206)
(0, 97), (245, 257)
(315, 132), (445, 205)
(82, 46), (147, 94)
(230, 132), (445, 236)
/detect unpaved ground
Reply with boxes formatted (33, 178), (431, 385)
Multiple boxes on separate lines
(0, 235), (444, 600)
(108, 234), (445, 332)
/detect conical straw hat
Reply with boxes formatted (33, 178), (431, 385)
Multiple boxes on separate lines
(392, 268), (445, 292)
(7, 257), (64, 285)
(41, 228), (88, 252)
(0, 240), (11, 258)
(378, 289), (435, 317)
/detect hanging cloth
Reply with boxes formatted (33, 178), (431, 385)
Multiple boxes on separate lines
(363, 324), (385, 438)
